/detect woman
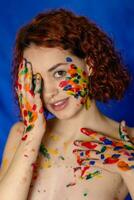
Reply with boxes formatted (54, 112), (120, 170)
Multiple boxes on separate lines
(0, 8), (134, 200)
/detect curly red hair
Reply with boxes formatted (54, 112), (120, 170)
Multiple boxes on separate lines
(12, 8), (130, 105)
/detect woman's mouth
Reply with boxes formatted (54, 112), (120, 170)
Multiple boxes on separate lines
(50, 97), (69, 111)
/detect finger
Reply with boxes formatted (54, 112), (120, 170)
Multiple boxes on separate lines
(74, 140), (98, 150)
(34, 73), (42, 95)
(24, 60), (33, 93)
(17, 59), (26, 109)
(73, 149), (99, 159)
(34, 74), (44, 112)
(74, 141), (112, 154)
(81, 127), (133, 150)
(81, 128), (115, 145)
(119, 121), (134, 146)
(18, 58), (27, 92)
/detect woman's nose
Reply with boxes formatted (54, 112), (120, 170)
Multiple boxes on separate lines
(43, 82), (59, 100)
(45, 89), (59, 99)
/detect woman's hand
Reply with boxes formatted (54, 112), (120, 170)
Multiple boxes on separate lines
(73, 122), (134, 178)
(16, 58), (46, 140)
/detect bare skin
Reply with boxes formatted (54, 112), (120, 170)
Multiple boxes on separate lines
(1, 118), (133, 200)
(0, 46), (134, 200)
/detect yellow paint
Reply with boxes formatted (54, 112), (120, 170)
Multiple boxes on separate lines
(47, 148), (59, 156)
(85, 97), (91, 110)
(50, 134), (60, 141)
(41, 160), (52, 169)
(3, 158), (8, 169)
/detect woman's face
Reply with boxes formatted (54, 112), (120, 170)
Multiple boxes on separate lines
(23, 45), (90, 120)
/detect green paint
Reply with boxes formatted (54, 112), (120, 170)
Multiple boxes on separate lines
(100, 146), (107, 153)
(83, 192), (88, 197)
(124, 144), (134, 150)
(59, 156), (65, 160)
(20, 67), (28, 75)
(25, 125), (34, 132)
(40, 144), (50, 159)
(86, 170), (100, 180)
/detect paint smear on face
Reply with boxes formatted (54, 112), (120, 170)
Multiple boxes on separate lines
(59, 58), (90, 109)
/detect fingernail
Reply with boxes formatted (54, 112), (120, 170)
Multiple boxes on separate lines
(36, 73), (41, 80)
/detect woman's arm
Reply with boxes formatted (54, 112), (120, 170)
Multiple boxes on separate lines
(0, 59), (46, 200)
(0, 121), (45, 200)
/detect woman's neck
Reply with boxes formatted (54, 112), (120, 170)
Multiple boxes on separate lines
(50, 100), (119, 142)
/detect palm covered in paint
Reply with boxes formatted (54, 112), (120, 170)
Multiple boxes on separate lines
(73, 121), (134, 178)
(16, 58), (46, 139)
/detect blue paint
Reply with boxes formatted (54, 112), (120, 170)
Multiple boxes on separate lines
(66, 57), (73, 62)
(90, 160), (95, 165)
(112, 154), (121, 158)
(103, 138), (113, 145)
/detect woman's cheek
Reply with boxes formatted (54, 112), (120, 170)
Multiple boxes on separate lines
(59, 64), (90, 109)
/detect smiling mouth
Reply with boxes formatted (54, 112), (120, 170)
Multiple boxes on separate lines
(50, 97), (69, 111)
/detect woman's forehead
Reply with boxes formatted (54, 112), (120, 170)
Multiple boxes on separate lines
(23, 45), (72, 61)
(23, 45), (86, 74)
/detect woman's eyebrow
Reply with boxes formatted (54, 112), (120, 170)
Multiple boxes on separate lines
(48, 63), (68, 72)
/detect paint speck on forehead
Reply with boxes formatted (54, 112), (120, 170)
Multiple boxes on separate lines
(66, 57), (73, 62)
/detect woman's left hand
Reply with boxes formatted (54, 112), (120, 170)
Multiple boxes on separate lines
(73, 122), (134, 177)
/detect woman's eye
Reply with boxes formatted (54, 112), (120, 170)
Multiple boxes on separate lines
(54, 70), (67, 78)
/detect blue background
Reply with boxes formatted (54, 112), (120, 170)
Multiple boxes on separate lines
(0, 1), (133, 199)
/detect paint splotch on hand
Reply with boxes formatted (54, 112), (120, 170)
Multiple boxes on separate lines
(73, 124), (134, 178)
(16, 58), (45, 139)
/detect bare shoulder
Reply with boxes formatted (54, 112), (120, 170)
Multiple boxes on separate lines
(0, 121), (24, 181)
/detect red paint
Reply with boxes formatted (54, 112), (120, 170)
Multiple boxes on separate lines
(22, 134), (28, 141)
(82, 71), (87, 76)
(39, 107), (44, 113)
(32, 104), (37, 111)
(24, 120), (27, 126)
(85, 150), (90, 156)
(23, 110), (28, 117)
(81, 141), (97, 149)
(59, 80), (68, 88)
(100, 136), (106, 142)
(81, 128), (97, 136)
(81, 166), (90, 177)
(70, 64), (75, 69)
(29, 89), (34, 97)
(31, 163), (37, 171)
(104, 157), (119, 164)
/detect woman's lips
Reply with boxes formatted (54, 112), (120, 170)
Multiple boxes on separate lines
(50, 97), (69, 111)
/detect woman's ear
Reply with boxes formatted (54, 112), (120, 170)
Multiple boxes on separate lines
(86, 64), (93, 76)
(84, 58), (94, 76)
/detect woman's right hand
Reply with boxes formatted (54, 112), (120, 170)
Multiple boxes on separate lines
(16, 58), (46, 140)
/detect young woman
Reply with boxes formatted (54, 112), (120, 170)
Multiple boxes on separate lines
(0, 9), (134, 200)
